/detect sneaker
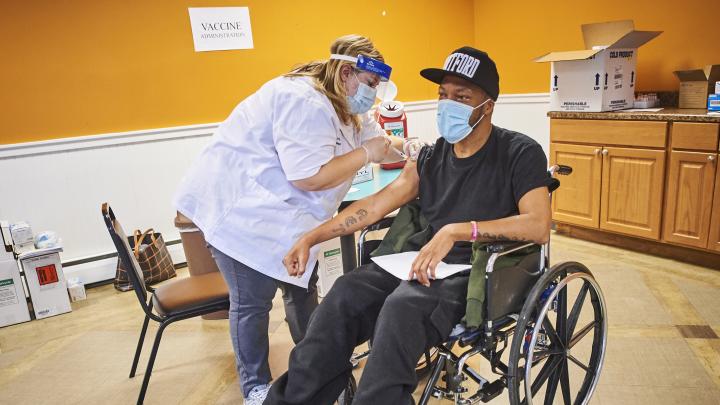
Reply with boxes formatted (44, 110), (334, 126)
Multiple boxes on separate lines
(244, 384), (271, 405)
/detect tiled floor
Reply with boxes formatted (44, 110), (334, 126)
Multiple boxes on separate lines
(0, 232), (719, 404)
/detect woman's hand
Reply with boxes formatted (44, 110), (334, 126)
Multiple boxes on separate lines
(409, 224), (458, 287)
(362, 136), (391, 163)
(283, 237), (312, 277)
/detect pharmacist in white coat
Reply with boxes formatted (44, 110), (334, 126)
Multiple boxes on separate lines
(173, 34), (400, 405)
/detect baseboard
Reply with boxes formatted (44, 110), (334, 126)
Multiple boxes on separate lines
(63, 241), (187, 285)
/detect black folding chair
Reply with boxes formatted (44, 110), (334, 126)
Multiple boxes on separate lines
(101, 203), (230, 404)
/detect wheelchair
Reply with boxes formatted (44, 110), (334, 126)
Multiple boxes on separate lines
(348, 165), (608, 405)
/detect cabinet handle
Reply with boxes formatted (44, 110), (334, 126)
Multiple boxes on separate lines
(710, 155), (716, 162)
(594, 148), (601, 156)
(601, 149), (609, 156)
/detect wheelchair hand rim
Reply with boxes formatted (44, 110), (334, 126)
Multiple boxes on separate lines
(524, 271), (608, 405)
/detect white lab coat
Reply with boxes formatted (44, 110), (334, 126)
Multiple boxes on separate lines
(174, 76), (383, 287)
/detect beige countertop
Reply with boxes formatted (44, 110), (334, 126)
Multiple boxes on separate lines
(548, 108), (720, 123)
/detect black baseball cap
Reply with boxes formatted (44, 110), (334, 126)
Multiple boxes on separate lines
(420, 47), (500, 100)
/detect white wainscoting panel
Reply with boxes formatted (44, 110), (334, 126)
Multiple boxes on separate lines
(0, 94), (550, 284)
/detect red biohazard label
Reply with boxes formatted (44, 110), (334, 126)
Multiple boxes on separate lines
(36, 264), (59, 286)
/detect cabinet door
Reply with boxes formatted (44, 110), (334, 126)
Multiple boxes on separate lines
(600, 147), (666, 239)
(663, 151), (717, 248)
(550, 143), (602, 228)
(708, 155), (720, 252)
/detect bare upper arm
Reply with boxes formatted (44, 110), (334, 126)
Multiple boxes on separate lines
(366, 160), (421, 219)
(517, 186), (552, 240)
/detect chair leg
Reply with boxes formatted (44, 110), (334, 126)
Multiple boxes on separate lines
(130, 314), (151, 378)
(136, 321), (168, 405)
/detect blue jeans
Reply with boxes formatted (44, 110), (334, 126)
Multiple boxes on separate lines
(209, 246), (319, 397)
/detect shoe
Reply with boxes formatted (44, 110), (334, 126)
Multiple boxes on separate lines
(244, 384), (271, 405)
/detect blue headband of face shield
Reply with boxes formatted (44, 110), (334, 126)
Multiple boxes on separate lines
(329, 54), (392, 81)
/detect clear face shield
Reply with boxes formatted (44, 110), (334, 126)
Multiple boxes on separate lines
(329, 53), (394, 101)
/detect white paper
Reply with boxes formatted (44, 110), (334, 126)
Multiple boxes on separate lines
(188, 7), (254, 52)
(371, 251), (471, 281)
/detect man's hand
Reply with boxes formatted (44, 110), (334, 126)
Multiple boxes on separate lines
(409, 224), (457, 287)
(283, 237), (312, 277)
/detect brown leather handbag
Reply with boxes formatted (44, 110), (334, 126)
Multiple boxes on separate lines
(114, 229), (177, 291)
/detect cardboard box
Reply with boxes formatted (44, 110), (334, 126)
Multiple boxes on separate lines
(19, 247), (72, 319)
(0, 258), (32, 328)
(67, 278), (87, 302)
(10, 222), (34, 254)
(674, 65), (720, 109)
(316, 238), (343, 298)
(709, 94), (720, 112)
(536, 20), (662, 112)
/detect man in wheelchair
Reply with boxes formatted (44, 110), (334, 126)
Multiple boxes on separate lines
(265, 47), (554, 405)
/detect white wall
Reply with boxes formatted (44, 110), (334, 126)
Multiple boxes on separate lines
(0, 95), (550, 284)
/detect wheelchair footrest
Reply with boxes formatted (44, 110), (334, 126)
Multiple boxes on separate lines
(476, 379), (505, 403)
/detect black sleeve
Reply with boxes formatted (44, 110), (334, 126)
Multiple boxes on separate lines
(415, 144), (435, 177)
(511, 144), (553, 205)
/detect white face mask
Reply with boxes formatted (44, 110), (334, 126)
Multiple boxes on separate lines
(347, 72), (377, 114)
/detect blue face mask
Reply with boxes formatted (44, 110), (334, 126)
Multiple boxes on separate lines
(348, 73), (377, 114)
(436, 98), (492, 144)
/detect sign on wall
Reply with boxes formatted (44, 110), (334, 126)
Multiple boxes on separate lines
(188, 7), (254, 52)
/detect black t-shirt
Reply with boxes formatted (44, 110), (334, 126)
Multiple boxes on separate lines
(416, 125), (552, 263)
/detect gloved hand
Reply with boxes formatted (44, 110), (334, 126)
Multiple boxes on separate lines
(361, 136), (391, 164)
(403, 137), (425, 161)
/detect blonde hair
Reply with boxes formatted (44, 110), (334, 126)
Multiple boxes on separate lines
(285, 34), (384, 129)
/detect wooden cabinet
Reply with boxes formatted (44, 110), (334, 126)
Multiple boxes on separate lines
(600, 147), (666, 239)
(549, 115), (720, 264)
(550, 143), (665, 239)
(549, 144), (602, 228)
(662, 151), (717, 248)
(708, 156), (720, 252)
(662, 122), (720, 251)
(550, 119), (667, 240)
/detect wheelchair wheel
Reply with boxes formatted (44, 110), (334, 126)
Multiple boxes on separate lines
(507, 261), (607, 405)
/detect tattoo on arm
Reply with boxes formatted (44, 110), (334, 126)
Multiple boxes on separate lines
(356, 209), (368, 220)
(481, 232), (528, 242)
(331, 223), (346, 235)
(344, 216), (358, 227)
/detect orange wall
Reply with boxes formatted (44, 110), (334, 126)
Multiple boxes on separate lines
(474, 0), (720, 94)
(0, 0), (475, 144)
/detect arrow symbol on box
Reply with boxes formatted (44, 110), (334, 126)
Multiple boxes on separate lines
(595, 73), (600, 86)
(554, 75), (558, 87)
(605, 73), (608, 86)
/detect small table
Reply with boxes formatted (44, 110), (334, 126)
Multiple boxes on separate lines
(338, 165), (402, 273)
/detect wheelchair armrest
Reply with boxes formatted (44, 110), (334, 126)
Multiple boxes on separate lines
(485, 241), (536, 254)
(364, 215), (396, 233)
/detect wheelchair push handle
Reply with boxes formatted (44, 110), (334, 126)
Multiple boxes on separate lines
(549, 164), (573, 176)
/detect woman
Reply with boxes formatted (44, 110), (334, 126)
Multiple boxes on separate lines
(173, 34), (399, 405)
